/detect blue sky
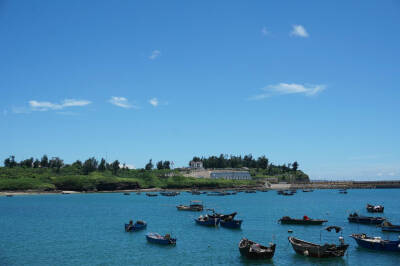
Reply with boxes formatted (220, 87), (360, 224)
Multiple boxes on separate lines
(1, 0), (399, 180)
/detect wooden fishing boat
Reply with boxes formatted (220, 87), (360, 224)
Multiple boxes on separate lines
(347, 212), (385, 224)
(350, 234), (400, 252)
(302, 189), (314, 192)
(379, 221), (400, 232)
(194, 215), (220, 226)
(160, 191), (179, 196)
(146, 233), (176, 245)
(125, 220), (147, 232)
(220, 218), (242, 229)
(366, 204), (384, 213)
(176, 200), (203, 211)
(238, 238), (276, 259)
(206, 210), (237, 220)
(146, 192), (158, 197)
(338, 189), (348, 194)
(288, 236), (348, 258)
(279, 216), (327, 225)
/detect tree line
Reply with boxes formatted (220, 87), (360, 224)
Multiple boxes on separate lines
(145, 159), (171, 170)
(191, 154), (299, 172)
(3, 155), (123, 175)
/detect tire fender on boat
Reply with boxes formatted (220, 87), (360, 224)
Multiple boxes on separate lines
(303, 250), (309, 256)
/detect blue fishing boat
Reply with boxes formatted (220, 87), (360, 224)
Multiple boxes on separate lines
(125, 220), (147, 232)
(146, 233), (176, 245)
(350, 234), (400, 252)
(347, 212), (385, 224)
(220, 219), (242, 229)
(194, 215), (220, 226)
(379, 221), (400, 232)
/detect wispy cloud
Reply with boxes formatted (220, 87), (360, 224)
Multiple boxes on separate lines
(149, 50), (161, 60)
(12, 106), (31, 114)
(249, 83), (325, 100)
(290, 25), (309, 38)
(29, 99), (91, 111)
(261, 26), (269, 36)
(109, 96), (138, 109)
(149, 98), (159, 107)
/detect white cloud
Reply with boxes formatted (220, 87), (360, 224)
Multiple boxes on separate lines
(120, 163), (135, 169)
(29, 99), (91, 111)
(109, 96), (137, 109)
(249, 83), (325, 100)
(149, 98), (159, 107)
(149, 50), (161, 60)
(261, 26), (269, 36)
(290, 25), (309, 38)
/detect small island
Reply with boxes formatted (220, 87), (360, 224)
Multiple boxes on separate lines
(0, 154), (308, 193)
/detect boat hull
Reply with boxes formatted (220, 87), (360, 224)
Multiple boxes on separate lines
(239, 238), (276, 259)
(220, 219), (242, 229)
(125, 222), (147, 232)
(381, 226), (400, 232)
(351, 234), (400, 252)
(146, 233), (176, 245)
(279, 218), (327, 225)
(366, 205), (384, 213)
(348, 217), (385, 224)
(194, 218), (220, 226)
(288, 237), (348, 258)
(176, 205), (203, 211)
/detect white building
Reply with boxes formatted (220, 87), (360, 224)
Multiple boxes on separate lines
(210, 171), (251, 180)
(189, 161), (203, 169)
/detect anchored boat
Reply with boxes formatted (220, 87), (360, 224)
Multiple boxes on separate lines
(194, 215), (220, 227)
(347, 212), (385, 224)
(350, 234), (400, 252)
(279, 216), (327, 225)
(160, 191), (179, 196)
(176, 200), (204, 211)
(379, 221), (400, 232)
(239, 238), (276, 260)
(146, 233), (176, 245)
(366, 204), (384, 213)
(288, 236), (348, 258)
(125, 220), (147, 232)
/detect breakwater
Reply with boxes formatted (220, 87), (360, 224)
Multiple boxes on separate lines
(291, 180), (400, 189)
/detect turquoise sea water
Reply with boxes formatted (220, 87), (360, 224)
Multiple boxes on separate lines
(1, 189), (400, 265)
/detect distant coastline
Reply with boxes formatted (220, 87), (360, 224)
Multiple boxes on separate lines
(2, 180), (400, 197)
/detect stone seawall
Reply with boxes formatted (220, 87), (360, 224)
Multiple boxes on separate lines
(290, 181), (400, 189)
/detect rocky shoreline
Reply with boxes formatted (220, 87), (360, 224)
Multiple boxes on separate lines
(1, 180), (399, 196)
